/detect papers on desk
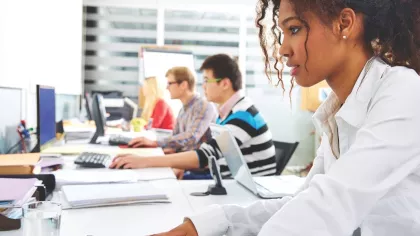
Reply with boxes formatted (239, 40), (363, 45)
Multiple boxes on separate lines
(253, 175), (306, 195)
(134, 168), (177, 181)
(42, 145), (164, 156)
(54, 168), (176, 187)
(54, 169), (139, 186)
(61, 182), (169, 209)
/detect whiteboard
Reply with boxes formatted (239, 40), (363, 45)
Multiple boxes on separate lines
(141, 49), (196, 117)
(142, 49), (196, 87)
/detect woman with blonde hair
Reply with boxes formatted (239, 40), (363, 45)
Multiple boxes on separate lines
(139, 76), (175, 130)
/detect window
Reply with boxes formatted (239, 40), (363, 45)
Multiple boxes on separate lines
(164, 10), (240, 88)
(83, 6), (157, 99)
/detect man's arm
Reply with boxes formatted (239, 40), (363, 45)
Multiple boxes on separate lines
(158, 101), (216, 150)
(110, 151), (200, 170)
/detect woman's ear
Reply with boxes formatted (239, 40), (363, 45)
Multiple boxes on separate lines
(338, 8), (357, 40)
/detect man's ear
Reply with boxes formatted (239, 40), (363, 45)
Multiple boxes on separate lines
(222, 78), (231, 90)
(180, 80), (188, 90)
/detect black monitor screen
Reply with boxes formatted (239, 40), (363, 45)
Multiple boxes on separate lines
(90, 93), (107, 143)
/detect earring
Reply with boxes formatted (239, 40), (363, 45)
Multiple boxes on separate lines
(343, 35), (347, 39)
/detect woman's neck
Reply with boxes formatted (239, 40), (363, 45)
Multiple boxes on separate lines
(326, 52), (372, 104)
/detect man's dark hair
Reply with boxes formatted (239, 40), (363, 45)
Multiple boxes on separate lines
(200, 54), (243, 91)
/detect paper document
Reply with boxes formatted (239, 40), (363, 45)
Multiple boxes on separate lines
(134, 168), (176, 181)
(62, 182), (169, 208)
(253, 175), (306, 195)
(54, 169), (139, 186)
(42, 145), (163, 156)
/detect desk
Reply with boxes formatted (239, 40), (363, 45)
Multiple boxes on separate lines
(180, 180), (259, 212)
(3, 139), (264, 235)
(3, 180), (263, 236)
(4, 179), (193, 236)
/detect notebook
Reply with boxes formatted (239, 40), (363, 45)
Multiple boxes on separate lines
(61, 182), (169, 209)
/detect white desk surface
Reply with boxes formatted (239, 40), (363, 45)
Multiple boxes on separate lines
(4, 179), (261, 236)
(5, 179), (193, 236)
(179, 180), (260, 212)
(3, 138), (262, 236)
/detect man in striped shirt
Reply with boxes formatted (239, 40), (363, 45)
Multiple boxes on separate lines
(110, 54), (276, 177)
(128, 66), (217, 153)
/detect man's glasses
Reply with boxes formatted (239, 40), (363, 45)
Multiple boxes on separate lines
(167, 81), (180, 86)
(203, 78), (223, 83)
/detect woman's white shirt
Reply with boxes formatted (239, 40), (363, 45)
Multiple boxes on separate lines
(188, 58), (420, 236)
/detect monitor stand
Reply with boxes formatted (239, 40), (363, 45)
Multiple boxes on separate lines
(89, 132), (100, 144)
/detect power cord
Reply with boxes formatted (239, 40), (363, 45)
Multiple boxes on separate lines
(5, 133), (36, 154)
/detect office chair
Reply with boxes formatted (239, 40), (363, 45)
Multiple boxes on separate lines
(273, 141), (299, 175)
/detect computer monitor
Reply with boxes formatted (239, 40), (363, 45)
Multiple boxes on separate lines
(84, 92), (93, 120)
(34, 85), (56, 152)
(123, 97), (138, 121)
(90, 93), (107, 144)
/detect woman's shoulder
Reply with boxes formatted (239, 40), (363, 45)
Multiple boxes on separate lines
(371, 65), (420, 114)
(378, 65), (420, 98)
(155, 98), (169, 107)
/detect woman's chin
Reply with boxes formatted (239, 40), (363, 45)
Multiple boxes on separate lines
(295, 76), (323, 88)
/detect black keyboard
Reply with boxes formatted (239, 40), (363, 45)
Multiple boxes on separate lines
(108, 135), (132, 146)
(74, 152), (112, 168)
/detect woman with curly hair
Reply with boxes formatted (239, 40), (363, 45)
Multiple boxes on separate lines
(153, 0), (420, 235)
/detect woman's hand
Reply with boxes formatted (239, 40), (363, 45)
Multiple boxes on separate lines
(152, 219), (198, 236)
(109, 154), (151, 169)
(128, 137), (158, 148)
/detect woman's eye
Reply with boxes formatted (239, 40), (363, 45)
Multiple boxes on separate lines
(289, 26), (301, 35)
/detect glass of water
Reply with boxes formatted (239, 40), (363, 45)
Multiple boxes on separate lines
(22, 201), (62, 236)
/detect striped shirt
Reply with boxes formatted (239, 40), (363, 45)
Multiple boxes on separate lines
(196, 96), (276, 177)
(157, 94), (217, 152)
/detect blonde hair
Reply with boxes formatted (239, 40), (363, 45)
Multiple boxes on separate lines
(165, 66), (196, 91)
(141, 76), (164, 121)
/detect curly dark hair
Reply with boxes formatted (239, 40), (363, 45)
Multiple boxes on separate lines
(256, 0), (420, 92)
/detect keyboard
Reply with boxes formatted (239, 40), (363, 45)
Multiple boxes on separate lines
(74, 152), (113, 168)
(108, 135), (132, 146)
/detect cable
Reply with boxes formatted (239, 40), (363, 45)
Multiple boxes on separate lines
(5, 133), (36, 154)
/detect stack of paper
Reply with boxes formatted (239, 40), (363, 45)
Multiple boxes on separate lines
(62, 182), (169, 209)
(53, 169), (139, 186)
(0, 178), (41, 219)
(42, 145), (164, 156)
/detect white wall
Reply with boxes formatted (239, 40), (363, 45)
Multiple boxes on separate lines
(1, 0), (84, 127)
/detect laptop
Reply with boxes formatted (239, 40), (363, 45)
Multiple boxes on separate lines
(211, 124), (305, 199)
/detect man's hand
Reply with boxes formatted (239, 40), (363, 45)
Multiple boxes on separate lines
(163, 148), (176, 154)
(128, 137), (158, 148)
(109, 154), (151, 169)
(172, 168), (185, 180)
(152, 219), (198, 236)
